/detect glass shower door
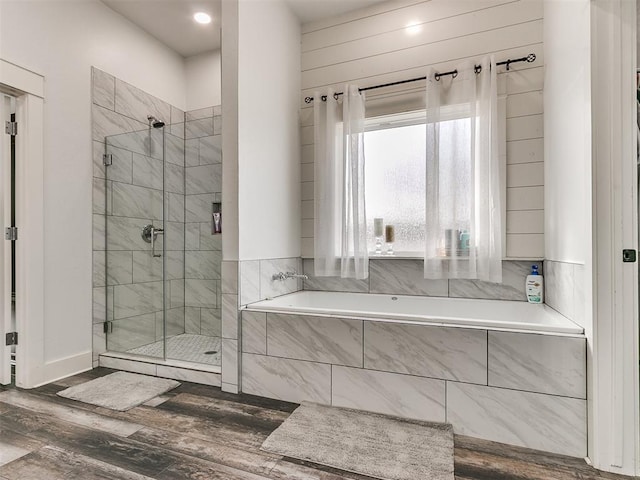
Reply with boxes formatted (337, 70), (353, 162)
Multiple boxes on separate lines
(104, 127), (167, 359)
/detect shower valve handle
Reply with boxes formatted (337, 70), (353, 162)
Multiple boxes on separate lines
(151, 227), (164, 258)
(141, 224), (164, 257)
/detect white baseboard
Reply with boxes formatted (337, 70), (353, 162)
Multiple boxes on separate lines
(19, 351), (92, 389)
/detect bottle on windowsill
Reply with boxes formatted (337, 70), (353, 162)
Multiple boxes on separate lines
(526, 264), (544, 304)
(385, 225), (395, 256)
(374, 218), (384, 255)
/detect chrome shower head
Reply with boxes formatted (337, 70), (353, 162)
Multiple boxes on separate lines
(147, 115), (165, 128)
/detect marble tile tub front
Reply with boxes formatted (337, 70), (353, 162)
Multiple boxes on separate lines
(240, 309), (587, 458)
(364, 321), (487, 384)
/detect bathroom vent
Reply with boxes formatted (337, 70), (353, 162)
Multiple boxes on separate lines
(4, 121), (17, 136)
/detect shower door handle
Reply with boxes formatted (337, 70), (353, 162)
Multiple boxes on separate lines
(151, 227), (164, 257)
(141, 224), (164, 258)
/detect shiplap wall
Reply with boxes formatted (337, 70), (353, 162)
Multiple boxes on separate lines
(299, 0), (544, 259)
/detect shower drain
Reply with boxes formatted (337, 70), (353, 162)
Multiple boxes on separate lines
(204, 350), (218, 355)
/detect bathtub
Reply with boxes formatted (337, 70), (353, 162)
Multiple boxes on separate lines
(245, 290), (583, 335)
(241, 290), (587, 456)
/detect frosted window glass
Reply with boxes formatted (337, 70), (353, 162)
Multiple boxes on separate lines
(364, 124), (426, 255)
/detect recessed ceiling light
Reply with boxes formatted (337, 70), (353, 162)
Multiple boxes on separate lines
(194, 12), (212, 24)
(405, 21), (422, 35)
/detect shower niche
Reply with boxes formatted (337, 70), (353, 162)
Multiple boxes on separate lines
(97, 80), (223, 370)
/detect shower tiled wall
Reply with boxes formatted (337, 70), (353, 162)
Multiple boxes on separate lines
(184, 106), (223, 337)
(91, 67), (223, 367)
(92, 67), (186, 366)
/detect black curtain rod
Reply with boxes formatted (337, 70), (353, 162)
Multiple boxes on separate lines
(304, 53), (536, 104)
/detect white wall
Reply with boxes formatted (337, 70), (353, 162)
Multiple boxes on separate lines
(221, 0), (239, 262)
(186, 49), (221, 110)
(0, 0), (186, 372)
(543, 0), (591, 264)
(299, 0), (545, 259)
(237, 0), (301, 260)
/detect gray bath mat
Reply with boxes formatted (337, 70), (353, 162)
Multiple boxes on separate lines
(261, 402), (454, 480)
(57, 371), (180, 411)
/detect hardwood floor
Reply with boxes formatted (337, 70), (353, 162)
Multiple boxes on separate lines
(0, 368), (632, 480)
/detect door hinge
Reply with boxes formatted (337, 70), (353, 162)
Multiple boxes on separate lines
(5, 332), (17, 346)
(103, 321), (113, 334)
(4, 121), (17, 136)
(4, 227), (17, 241)
(103, 154), (112, 166)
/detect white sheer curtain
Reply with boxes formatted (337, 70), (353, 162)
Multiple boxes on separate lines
(424, 56), (502, 282)
(314, 85), (368, 279)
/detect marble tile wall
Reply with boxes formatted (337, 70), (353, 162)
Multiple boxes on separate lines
(92, 67), (224, 371)
(240, 310), (587, 457)
(544, 260), (586, 328)
(220, 260), (240, 394)
(302, 258), (542, 301)
(364, 322), (487, 384)
(184, 105), (222, 339)
(92, 67), (185, 366)
(239, 257), (303, 306)
(220, 257), (304, 394)
(447, 382), (586, 457)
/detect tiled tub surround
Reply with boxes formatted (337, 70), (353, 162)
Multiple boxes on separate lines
(302, 258), (543, 302)
(241, 307), (587, 457)
(543, 260), (586, 329)
(219, 257), (303, 394)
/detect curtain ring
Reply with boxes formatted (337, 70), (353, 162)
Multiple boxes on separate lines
(434, 72), (441, 81)
(333, 92), (339, 100)
(474, 65), (482, 75)
(321, 95), (328, 102)
(452, 71), (458, 79)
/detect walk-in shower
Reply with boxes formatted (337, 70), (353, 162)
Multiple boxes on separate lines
(102, 108), (222, 368)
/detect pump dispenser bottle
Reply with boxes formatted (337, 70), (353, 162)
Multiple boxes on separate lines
(525, 265), (544, 304)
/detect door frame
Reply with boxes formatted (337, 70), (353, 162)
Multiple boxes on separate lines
(0, 93), (12, 384)
(590, 0), (640, 475)
(0, 59), (45, 388)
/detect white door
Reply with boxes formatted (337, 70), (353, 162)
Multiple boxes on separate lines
(0, 94), (14, 385)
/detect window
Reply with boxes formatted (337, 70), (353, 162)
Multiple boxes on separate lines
(363, 107), (490, 259)
(364, 111), (426, 256)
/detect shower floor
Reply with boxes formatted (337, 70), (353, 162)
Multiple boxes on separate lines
(127, 334), (221, 366)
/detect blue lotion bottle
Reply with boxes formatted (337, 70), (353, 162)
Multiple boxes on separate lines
(525, 265), (544, 304)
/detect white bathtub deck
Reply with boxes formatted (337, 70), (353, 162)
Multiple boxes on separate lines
(245, 290), (583, 335)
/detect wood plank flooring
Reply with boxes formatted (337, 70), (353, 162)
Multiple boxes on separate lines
(0, 368), (633, 480)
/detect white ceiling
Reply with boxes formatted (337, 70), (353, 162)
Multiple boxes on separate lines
(100, 0), (389, 58)
(286, 0), (390, 25)
(101, 0), (221, 58)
